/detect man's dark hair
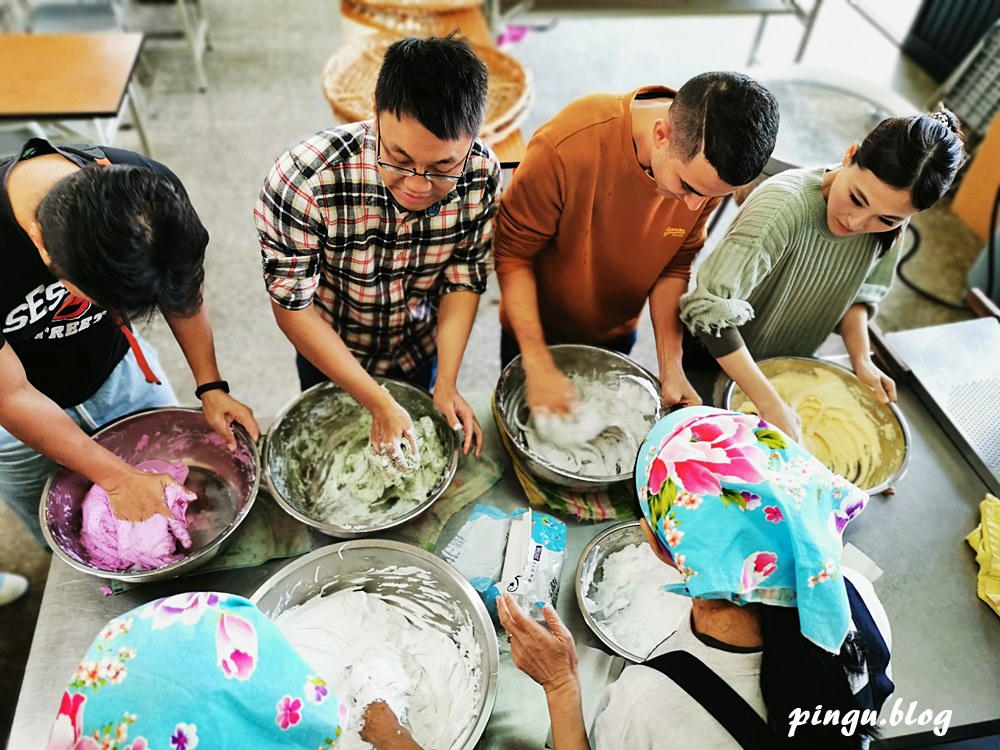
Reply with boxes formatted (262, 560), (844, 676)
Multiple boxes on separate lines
(37, 164), (208, 319)
(669, 71), (779, 187)
(374, 33), (488, 141)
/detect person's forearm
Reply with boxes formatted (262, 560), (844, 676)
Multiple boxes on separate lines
(360, 702), (426, 750)
(163, 304), (224, 386)
(648, 276), (687, 375)
(1, 384), (134, 488)
(716, 345), (784, 411)
(839, 303), (873, 370)
(545, 682), (591, 750)
(435, 291), (479, 389)
(270, 302), (389, 413)
(497, 266), (553, 369)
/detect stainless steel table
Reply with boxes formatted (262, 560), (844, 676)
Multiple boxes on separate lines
(7, 396), (619, 750)
(849, 389), (1000, 746)
(9, 388), (1000, 748)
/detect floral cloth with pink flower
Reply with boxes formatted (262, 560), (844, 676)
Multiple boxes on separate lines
(46, 592), (347, 750)
(635, 406), (869, 653)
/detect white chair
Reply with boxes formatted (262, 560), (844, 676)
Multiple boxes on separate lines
(127, 0), (210, 92)
(0, 0), (26, 29)
(22, 0), (126, 31)
(170, 0), (211, 93)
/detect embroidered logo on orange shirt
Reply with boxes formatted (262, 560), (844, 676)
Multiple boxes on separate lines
(662, 226), (686, 237)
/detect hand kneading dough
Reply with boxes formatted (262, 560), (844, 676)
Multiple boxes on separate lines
(80, 459), (197, 570)
(731, 368), (903, 488)
(521, 374), (658, 478)
(277, 582), (482, 750)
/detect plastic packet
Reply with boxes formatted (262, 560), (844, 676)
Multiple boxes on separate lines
(485, 508), (567, 622)
(440, 504), (513, 596)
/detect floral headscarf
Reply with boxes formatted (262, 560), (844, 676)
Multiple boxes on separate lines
(47, 592), (347, 750)
(635, 406), (869, 653)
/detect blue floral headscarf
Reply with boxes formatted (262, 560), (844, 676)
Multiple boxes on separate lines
(47, 592), (346, 750)
(635, 406), (869, 653)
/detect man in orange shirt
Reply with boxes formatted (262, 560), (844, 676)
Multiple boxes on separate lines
(494, 72), (779, 414)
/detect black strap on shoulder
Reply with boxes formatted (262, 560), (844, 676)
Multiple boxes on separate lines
(642, 650), (783, 749)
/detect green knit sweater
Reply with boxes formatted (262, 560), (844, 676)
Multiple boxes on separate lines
(680, 166), (901, 359)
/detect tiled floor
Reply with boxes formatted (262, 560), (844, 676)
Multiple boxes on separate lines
(0, 0), (989, 744)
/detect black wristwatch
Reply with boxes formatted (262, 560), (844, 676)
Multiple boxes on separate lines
(195, 380), (230, 399)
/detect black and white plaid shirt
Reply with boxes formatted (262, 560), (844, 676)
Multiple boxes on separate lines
(255, 122), (500, 375)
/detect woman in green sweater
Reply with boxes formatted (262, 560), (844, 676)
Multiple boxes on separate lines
(679, 109), (965, 440)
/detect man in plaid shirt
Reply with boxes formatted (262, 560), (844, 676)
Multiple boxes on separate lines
(255, 35), (500, 461)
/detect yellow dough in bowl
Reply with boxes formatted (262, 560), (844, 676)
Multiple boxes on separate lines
(730, 368), (903, 489)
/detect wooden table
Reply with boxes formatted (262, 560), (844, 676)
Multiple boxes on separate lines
(0, 32), (150, 153)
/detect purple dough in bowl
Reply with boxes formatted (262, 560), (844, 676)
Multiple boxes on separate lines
(41, 407), (260, 584)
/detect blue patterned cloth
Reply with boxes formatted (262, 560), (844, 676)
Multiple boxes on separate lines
(635, 406), (869, 653)
(46, 592), (346, 750)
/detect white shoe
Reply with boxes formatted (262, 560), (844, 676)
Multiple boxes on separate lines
(0, 572), (28, 605)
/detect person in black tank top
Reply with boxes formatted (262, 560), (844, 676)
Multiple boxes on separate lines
(0, 139), (259, 545)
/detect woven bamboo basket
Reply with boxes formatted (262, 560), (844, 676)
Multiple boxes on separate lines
(341, 0), (488, 41)
(354, 0), (482, 12)
(481, 86), (533, 145)
(321, 32), (532, 147)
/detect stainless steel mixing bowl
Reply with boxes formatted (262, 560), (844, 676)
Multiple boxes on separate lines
(251, 540), (499, 750)
(41, 407), (260, 583)
(495, 344), (662, 491)
(576, 520), (653, 662)
(722, 356), (910, 494)
(261, 378), (459, 538)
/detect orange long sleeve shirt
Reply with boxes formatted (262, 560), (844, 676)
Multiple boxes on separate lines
(494, 87), (721, 344)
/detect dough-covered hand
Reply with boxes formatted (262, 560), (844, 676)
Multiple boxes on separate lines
(658, 363), (703, 409)
(759, 398), (802, 444)
(525, 361), (578, 416)
(360, 701), (421, 750)
(496, 593), (579, 695)
(200, 390), (260, 451)
(432, 383), (483, 457)
(104, 470), (178, 523)
(854, 359), (897, 404)
(370, 397), (420, 467)
(345, 654), (411, 722)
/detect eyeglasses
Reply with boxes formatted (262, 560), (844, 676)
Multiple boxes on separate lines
(375, 117), (473, 184)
